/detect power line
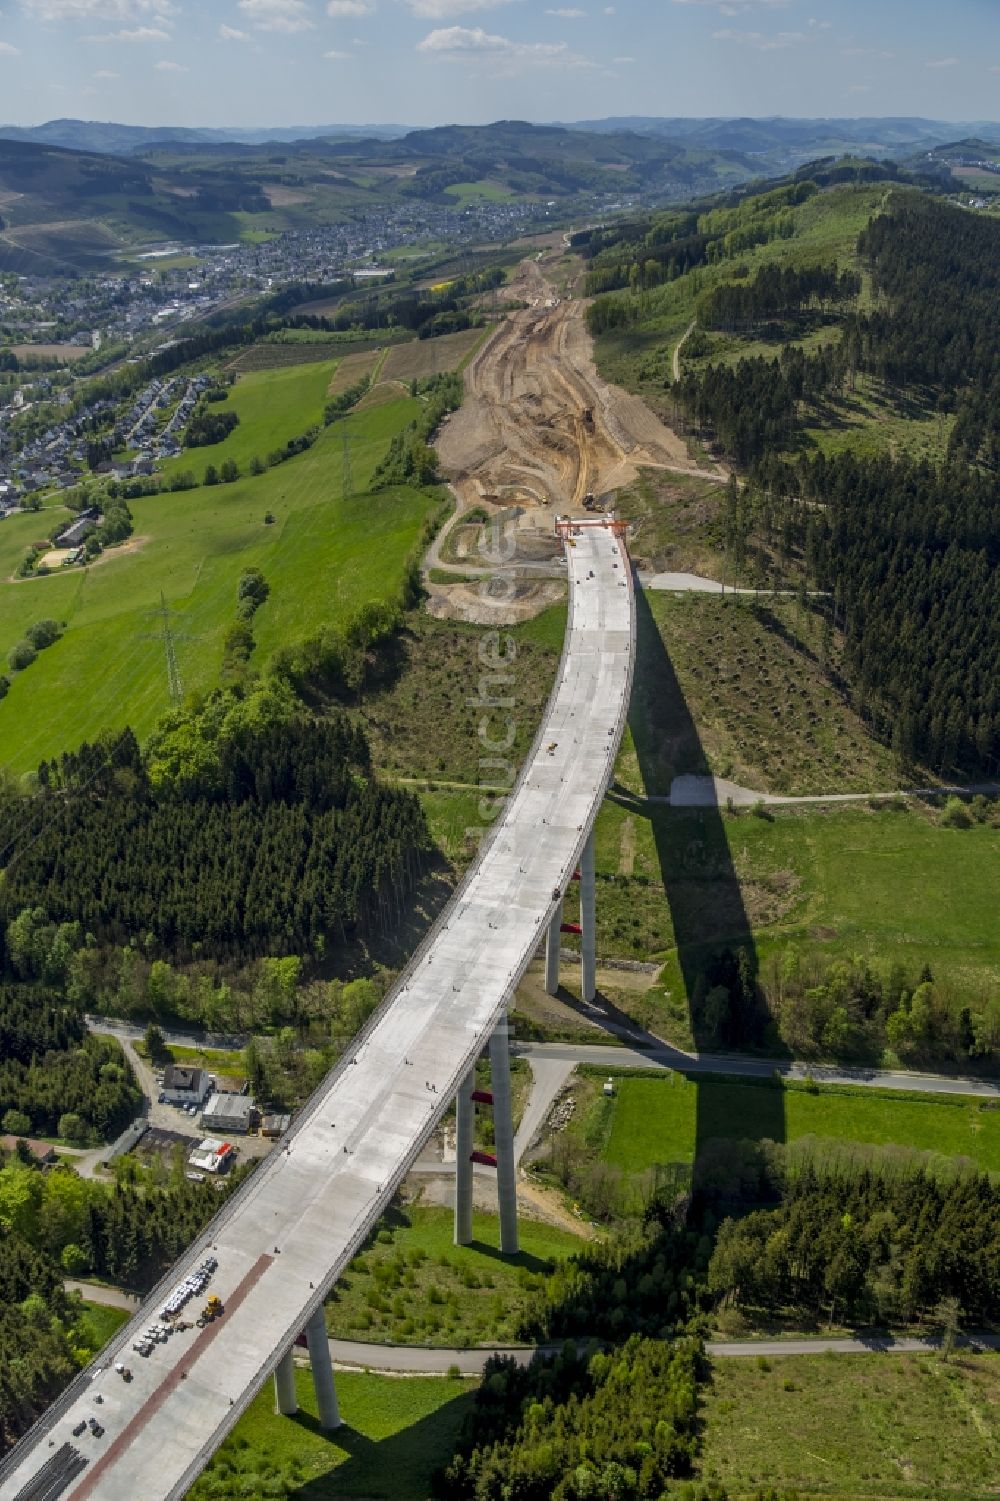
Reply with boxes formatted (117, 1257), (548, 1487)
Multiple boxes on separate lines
(342, 428), (354, 497)
(142, 593), (193, 708)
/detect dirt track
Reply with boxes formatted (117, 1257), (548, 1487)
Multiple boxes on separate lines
(437, 255), (713, 516)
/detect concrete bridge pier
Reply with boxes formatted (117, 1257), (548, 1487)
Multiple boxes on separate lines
(580, 828), (597, 1004)
(489, 1012), (519, 1256)
(273, 1347), (297, 1416)
(454, 1068), (475, 1247)
(305, 1305), (341, 1429)
(544, 897), (563, 995)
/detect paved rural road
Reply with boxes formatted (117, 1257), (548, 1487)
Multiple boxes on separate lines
(514, 1041), (1000, 1100)
(89, 1018), (1000, 1103)
(65, 1282), (139, 1312)
(513, 1056), (575, 1165)
(327, 1332), (1000, 1375)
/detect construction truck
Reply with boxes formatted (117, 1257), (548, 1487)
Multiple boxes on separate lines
(197, 1294), (224, 1327)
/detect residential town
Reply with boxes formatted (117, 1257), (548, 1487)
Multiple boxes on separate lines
(0, 192), (559, 507)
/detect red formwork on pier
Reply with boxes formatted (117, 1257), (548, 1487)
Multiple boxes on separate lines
(555, 512), (629, 545)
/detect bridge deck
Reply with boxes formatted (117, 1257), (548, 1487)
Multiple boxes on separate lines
(0, 522), (635, 1501)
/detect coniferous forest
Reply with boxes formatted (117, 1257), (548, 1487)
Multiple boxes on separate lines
(667, 194), (1000, 777)
(1, 709), (430, 962)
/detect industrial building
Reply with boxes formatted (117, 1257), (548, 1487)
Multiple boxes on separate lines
(200, 1093), (254, 1135)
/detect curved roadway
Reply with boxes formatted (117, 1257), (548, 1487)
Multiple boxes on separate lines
(0, 521), (635, 1501)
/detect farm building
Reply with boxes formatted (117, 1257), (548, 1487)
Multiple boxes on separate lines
(200, 1092), (254, 1135)
(55, 506), (101, 549)
(162, 1065), (211, 1106)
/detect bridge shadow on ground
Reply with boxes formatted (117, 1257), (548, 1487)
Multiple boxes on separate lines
(612, 582), (787, 1161)
(289, 1385), (476, 1500)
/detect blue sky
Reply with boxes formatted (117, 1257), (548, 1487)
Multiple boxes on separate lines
(0, 0), (998, 129)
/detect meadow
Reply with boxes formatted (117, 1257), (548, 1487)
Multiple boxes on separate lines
(158, 360), (336, 481)
(325, 1204), (584, 1348)
(585, 1071), (1000, 1177)
(700, 1352), (1000, 1500)
(188, 1366), (475, 1501)
(0, 393), (435, 772)
(548, 798), (1000, 1046)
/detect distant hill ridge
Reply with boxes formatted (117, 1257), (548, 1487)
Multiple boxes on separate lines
(2, 116), (1000, 159)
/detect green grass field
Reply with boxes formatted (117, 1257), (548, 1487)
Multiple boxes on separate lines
(573, 798), (1000, 1037)
(700, 1352), (1000, 1500)
(72, 1300), (129, 1356)
(443, 181), (515, 205)
(158, 360), (337, 481)
(326, 1205), (585, 1347)
(188, 1366), (475, 1500)
(0, 396), (435, 771)
(590, 1072), (1000, 1176)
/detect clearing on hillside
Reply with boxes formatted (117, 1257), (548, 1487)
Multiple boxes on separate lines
(700, 1353), (1000, 1499)
(327, 347), (383, 396)
(380, 326), (488, 383)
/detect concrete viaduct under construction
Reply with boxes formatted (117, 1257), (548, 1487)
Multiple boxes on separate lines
(0, 515), (635, 1501)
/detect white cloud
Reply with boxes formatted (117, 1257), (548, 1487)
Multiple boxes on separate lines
(613, 54), (634, 62)
(417, 23), (592, 66)
(324, 46), (350, 56)
(546, 6), (586, 15)
(406, 0), (516, 18)
(713, 26), (805, 49)
(326, 0), (373, 13)
(673, 0), (790, 10)
(926, 55), (958, 68)
(842, 45), (893, 59)
(19, 0), (174, 19)
(154, 56), (185, 69)
(110, 23), (169, 37)
(93, 66), (120, 74)
(847, 83), (871, 93)
(604, 4), (615, 12)
(238, 0), (315, 31)
(0, 39), (20, 52)
(219, 23), (251, 39)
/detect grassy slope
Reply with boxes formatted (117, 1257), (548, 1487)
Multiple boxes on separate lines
(700, 1352), (1000, 1500)
(73, 1300), (130, 1352)
(188, 1366), (475, 1501)
(326, 1205), (584, 1348)
(594, 1073), (1000, 1175)
(623, 593), (900, 797)
(159, 360), (337, 481)
(0, 396), (432, 771)
(363, 605), (565, 789)
(594, 182), (955, 466)
(578, 799), (1000, 1035)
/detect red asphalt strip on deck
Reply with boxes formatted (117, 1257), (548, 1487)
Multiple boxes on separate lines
(67, 1253), (274, 1501)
